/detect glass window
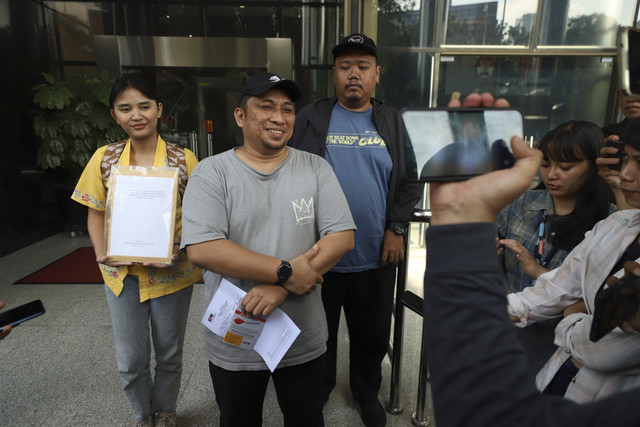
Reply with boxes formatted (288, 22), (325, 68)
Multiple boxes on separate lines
(44, 1), (110, 61)
(377, 52), (433, 109)
(0, 0), (10, 30)
(437, 55), (614, 141)
(123, 4), (204, 37)
(288, 4), (341, 101)
(538, 0), (636, 46)
(377, 0), (431, 48)
(445, 0), (537, 46)
(204, 5), (279, 37)
(293, 67), (333, 106)
(152, 68), (245, 156)
(284, 5), (340, 66)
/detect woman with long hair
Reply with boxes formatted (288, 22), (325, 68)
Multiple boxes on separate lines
(71, 73), (201, 427)
(497, 120), (616, 293)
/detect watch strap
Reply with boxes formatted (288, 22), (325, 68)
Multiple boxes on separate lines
(388, 222), (408, 235)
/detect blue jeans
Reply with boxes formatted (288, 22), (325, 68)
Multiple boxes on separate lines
(105, 275), (193, 422)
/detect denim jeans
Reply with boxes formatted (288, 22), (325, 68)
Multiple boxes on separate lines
(105, 275), (193, 423)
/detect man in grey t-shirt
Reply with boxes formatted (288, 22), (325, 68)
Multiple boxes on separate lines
(181, 73), (355, 427)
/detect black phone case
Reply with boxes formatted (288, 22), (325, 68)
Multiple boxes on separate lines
(606, 140), (625, 171)
(590, 278), (639, 342)
(0, 300), (46, 329)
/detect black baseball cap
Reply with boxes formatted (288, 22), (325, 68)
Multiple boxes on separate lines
(332, 33), (377, 60)
(238, 73), (301, 105)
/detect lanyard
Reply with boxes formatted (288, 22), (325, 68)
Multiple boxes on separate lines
(533, 210), (557, 267)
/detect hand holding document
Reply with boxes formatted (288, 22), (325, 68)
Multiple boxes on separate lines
(104, 165), (179, 264)
(202, 278), (301, 372)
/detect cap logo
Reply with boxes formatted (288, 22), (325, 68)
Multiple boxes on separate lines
(270, 75), (281, 82)
(348, 35), (364, 44)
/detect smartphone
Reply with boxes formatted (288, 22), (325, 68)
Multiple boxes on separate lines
(606, 140), (626, 171)
(0, 300), (46, 330)
(590, 277), (640, 342)
(617, 26), (640, 97)
(399, 108), (525, 182)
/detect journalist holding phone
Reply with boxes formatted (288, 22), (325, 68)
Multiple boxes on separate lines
(497, 121), (617, 293)
(507, 118), (640, 403)
(423, 93), (640, 427)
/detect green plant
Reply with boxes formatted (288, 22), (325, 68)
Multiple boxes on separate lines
(31, 69), (126, 176)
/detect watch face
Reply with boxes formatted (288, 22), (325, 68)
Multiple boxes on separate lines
(390, 223), (407, 235)
(281, 264), (292, 277)
(277, 261), (292, 283)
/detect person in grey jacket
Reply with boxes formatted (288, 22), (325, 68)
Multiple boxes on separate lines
(289, 33), (422, 426)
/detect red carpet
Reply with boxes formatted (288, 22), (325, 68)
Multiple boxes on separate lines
(14, 247), (103, 284)
(14, 247), (205, 284)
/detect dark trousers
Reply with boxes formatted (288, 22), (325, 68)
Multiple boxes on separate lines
(208, 354), (325, 427)
(543, 358), (580, 397)
(322, 264), (396, 402)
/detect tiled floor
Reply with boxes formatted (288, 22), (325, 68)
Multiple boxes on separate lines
(0, 225), (433, 426)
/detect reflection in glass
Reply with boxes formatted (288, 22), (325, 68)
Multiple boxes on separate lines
(43, 1), (112, 61)
(539, 0), (636, 46)
(377, 52), (433, 109)
(123, 3), (204, 37)
(287, 4), (339, 104)
(205, 6), (279, 37)
(377, 0), (429, 47)
(437, 55), (614, 141)
(445, 0), (536, 46)
(294, 5), (339, 66)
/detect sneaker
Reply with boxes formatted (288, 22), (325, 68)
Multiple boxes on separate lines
(134, 420), (152, 427)
(154, 412), (177, 427)
(356, 398), (386, 427)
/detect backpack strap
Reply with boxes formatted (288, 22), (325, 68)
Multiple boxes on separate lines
(100, 139), (189, 198)
(100, 140), (127, 189)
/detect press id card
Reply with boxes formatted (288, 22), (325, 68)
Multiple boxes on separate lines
(222, 309), (266, 350)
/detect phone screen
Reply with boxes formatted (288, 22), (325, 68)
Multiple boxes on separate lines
(0, 300), (46, 330)
(618, 27), (640, 97)
(400, 108), (524, 182)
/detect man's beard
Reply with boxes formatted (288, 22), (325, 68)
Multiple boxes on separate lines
(261, 138), (287, 151)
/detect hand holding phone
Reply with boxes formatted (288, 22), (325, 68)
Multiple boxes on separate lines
(605, 140), (626, 171)
(0, 300), (46, 333)
(590, 265), (640, 342)
(0, 303), (11, 339)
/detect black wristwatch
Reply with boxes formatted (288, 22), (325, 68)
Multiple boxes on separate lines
(276, 260), (293, 284)
(388, 222), (408, 236)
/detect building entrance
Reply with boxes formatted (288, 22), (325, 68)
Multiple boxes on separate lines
(94, 36), (292, 158)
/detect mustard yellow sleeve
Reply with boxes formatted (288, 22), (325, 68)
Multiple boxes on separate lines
(70, 145), (109, 211)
